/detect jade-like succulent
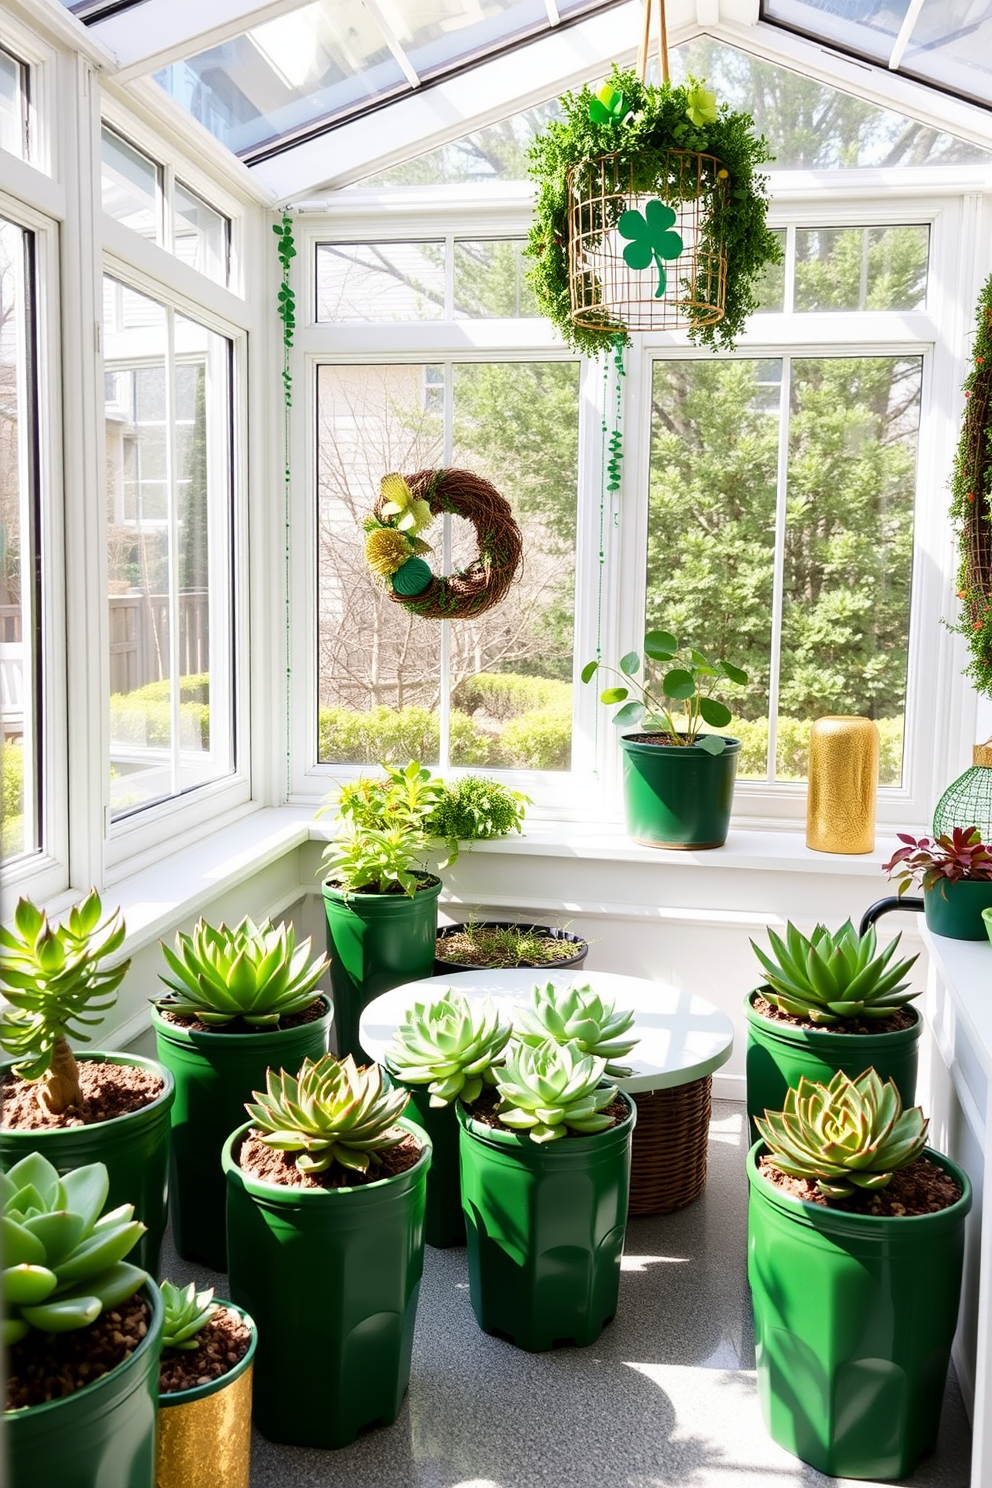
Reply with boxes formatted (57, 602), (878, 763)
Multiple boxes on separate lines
(512, 981), (638, 1076)
(2, 1152), (147, 1345)
(0, 890), (130, 1114)
(751, 920), (919, 1026)
(246, 1053), (410, 1175)
(756, 1068), (929, 1198)
(494, 1039), (618, 1144)
(385, 993), (512, 1106)
(157, 916), (328, 1028)
(160, 1280), (217, 1350)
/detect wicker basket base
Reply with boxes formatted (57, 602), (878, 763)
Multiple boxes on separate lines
(628, 1075), (712, 1216)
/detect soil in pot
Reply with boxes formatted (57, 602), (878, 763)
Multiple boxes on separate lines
(236, 1128), (423, 1189)
(159, 1307), (252, 1395)
(1, 1060), (164, 1129)
(5, 1295), (151, 1411)
(155, 998), (327, 1038)
(757, 1153), (962, 1216)
(435, 922), (588, 970)
(749, 993), (916, 1038)
(465, 1084), (629, 1135)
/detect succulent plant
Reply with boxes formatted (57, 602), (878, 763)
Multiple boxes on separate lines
(751, 920), (919, 1026)
(512, 981), (638, 1076)
(246, 1053), (411, 1175)
(160, 1280), (217, 1350)
(157, 916), (328, 1028)
(493, 1039), (618, 1144)
(385, 993), (512, 1106)
(756, 1068), (929, 1198)
(0, 890), (130, 1114)
(2, 1152), (147, 1345)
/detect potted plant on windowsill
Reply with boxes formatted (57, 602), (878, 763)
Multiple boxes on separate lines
(320, 762), (446, 1060)
(151, 915), (332, 1270)
(882, 825), (992, 940)
(0, 891), (175, 1276)
(582, 629), (747, 849)
(222, 1052), (430, 1449)
(156, 1281), (256, 1488)
(3, 1152), (163, 1488)
(747, 1069), (971, 1479)
(745, 919), (921, 1142)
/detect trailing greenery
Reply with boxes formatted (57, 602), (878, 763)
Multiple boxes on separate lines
(751, 920), (919, 1025)
(157, 916), (328, 1028)
(247, 1054), (410, 1176)
(273, 212), (296, 406)
(385, 992), (512, 1106)
(423, 777), (528, 844)
(160, 1280), (216, 1351)
(948, 273), (992, 692)
(526, 66), (780, 355)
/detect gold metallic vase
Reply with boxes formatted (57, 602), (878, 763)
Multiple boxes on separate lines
(806, 716), (879, 854)
(156, 1308), (255, 1488)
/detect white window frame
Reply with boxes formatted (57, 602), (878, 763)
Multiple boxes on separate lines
(290, 170), (991, 828)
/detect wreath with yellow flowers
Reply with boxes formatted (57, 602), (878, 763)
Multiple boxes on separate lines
(363, 468), (523, 619)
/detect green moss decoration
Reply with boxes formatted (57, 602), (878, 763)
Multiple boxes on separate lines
(392, 557), (433, 596)
(949, 274), (992, 694)
(526, 67), (781, 355)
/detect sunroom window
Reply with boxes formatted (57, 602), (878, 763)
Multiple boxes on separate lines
(0, 44), (29, 162)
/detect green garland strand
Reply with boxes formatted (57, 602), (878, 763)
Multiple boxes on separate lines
(274, 211), (296, 795)
(949, 273), (992, 694)
(273, 213), (296, 407)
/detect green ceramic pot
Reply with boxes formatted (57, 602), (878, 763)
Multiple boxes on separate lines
(924, 877), (992, 939)
(405, 1084), (464, 1248)
(744, 992), (921, 1145)
(457, 1093), (635, 1352)
(151, 999), (333, 1271)
(322, 873), (442, 1060)
(0, 1052), (174, 1278)
(222, 1115), (431, 1449)
(156, 1301), (256, 1488)
(4, 1280), (163, 1488)
(747, 1140), (971, 1479)
(619, 733), (740, 849)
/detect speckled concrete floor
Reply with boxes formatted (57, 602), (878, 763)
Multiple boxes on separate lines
(161, 1102), (972, 1488)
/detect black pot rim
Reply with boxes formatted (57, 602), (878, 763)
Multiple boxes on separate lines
(434, 920), (588, 970)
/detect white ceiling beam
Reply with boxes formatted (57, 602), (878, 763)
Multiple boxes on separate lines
(7, 0), (117, 69)
(92, 0), (317, 82)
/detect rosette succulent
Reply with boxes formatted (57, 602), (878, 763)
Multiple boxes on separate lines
(751, 920), (919, 1025)
(385, 992), (512, 1106)
(157, 916), (328, 1028)
(2, 1153), (147, 1344)
(160, 1279), (217, 1350)
(0, 890), (130, 1114)
(756, 1069), (929, 1198)
(246, 1053), (411, 1175)
(493, 1039), (618, 1143)
(512, 981), (638, 1076)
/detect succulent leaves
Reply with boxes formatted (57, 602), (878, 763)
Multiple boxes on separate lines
(494, 1040), (618, 1144)
(247, 1054), (410, 1175)
(756, 1069), (928, 1198)
(513, 981), (637, 1076)
(751, 920), (919, 1025)
(160, 1279), (217, 1351)
(385, 993), (512, 1106)
(2, 1153), (147, 1345)
(157, 916), (327, 1028)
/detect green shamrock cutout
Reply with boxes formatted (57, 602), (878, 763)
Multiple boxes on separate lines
(588, 83), (630, 126)
(618, 200), (683, 298)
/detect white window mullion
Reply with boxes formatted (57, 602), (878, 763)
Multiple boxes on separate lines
(439, 359), (453, 772)
(165, 302), (181, 799)
(765, 355), (792, 783)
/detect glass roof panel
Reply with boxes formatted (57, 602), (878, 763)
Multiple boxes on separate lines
(901, 0), (992, 107)
(378, 0), (548, 81)
(762, 0), (912, 65)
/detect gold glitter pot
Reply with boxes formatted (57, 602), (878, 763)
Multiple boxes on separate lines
(156, 1303), (256, 1488)
(806, 716), (879, 854)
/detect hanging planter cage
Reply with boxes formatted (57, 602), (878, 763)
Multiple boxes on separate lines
(566, 149), (729, 335)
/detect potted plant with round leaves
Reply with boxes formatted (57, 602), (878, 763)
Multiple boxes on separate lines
(156, 1281), (256, 1488)
(0, 891), (174, 1276)
(747, 1069), (970, 1479)
(882, 825), (992, 939)
(583, 629), (747, 848)
(3, 1152), (163, 1488)
(385, 992), (512, 1247)
(151, 914), (331, 1269)
(221, 1052), (431, 1449)
(320, 761), (446, 1060)
(745, 919), (921, 1142)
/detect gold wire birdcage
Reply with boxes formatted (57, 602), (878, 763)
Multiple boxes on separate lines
(566, 150), (728, 334)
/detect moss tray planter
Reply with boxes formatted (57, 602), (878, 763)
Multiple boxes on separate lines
(434, 922), (588, 974)
(222, 1115), (431, 1449)
(151, 999), (332, 1270)
(619, 733), (740, 849)
(747, 1141), (971, 1479)
(156, 1301), (256, 1488)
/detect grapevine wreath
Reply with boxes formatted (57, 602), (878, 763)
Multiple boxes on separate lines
(363, 468), (523, 620)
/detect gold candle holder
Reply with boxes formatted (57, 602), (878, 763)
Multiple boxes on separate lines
(806, 716), (879, 855)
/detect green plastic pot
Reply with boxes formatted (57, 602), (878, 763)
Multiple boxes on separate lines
(222, 1115), (431, 1449)
(406, 1084), (465, 1248)
(744, 992), (921, 1145)
(0, 1052), (174, 1278)
(747, 1140), (971, 1479)
(151, 999), (332, 1270)
(457, 1093), (635, 1352)
(4, 1279), (163, 1488)
(619, 733), (740, 849)
(924, 877), (992, 939)
(322, 873), (442, 1060)
(156, 1301), (256, 1488)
